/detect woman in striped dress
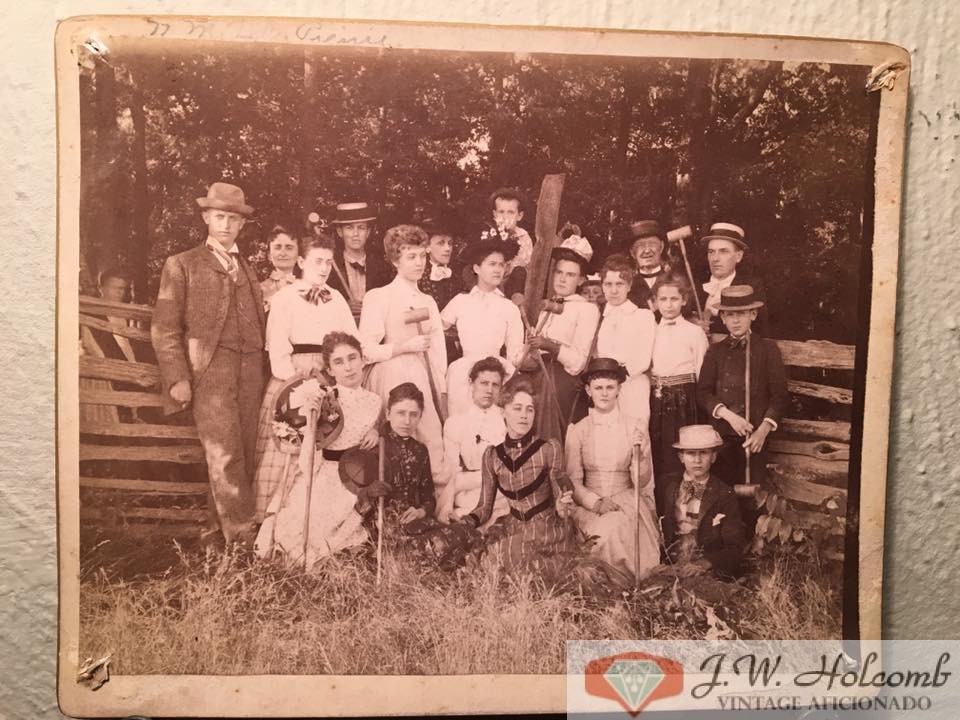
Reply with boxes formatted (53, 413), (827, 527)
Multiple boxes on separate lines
(460, 375), (579, 574)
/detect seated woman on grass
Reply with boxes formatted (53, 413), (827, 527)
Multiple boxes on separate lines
(382, 382), (437, 529)
(565, 357), (661, 582)
(255, 332), (381, 568)
(458, 376), (579, 576)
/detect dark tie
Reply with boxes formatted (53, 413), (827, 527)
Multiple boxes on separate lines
(300, 285), (333, 305)
(349, 261), (366, 274)
(728, 335), (748, 349)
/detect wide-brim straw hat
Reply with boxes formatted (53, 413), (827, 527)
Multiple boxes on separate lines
(717, 284), (764, 311)
(272, 377), (344, 452)
(673, 424), (724, 450)
(331, 202), (377, 224)
(701, 222), (749, 250)
(581, 357), (628, 384)
(196, 182), (254, 216)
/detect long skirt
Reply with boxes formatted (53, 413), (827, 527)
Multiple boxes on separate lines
(253, 352), (324, 521)
(649, 381), (699, 483)
(255, 451), (368, 567)
(572, 486), (661, 580)
(481, 508), (580, 577)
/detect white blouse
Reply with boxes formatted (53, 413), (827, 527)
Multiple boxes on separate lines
(596, 299), (656, 377)
(265, 280), (358, 380)
(650, 316), (709, 378)
(440, 286), (524, 362)
(537, 293), (600, 376)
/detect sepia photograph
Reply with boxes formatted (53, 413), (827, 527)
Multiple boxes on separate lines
(56, 15), (908, 717)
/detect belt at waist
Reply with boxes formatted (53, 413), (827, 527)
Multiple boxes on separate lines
(510, 495), (553, 522)
(292, 343), (324, 354)
(651, 373), (697, 388)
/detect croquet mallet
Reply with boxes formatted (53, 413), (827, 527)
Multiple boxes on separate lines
(665, 225), (704, 320)
(402, 306), (446, 421)
(734, 332), (758, 498)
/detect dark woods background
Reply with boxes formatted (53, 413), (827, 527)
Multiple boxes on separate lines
(78, 39), (875, 343)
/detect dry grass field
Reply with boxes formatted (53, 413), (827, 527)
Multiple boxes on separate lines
(78, 530), (842, 676)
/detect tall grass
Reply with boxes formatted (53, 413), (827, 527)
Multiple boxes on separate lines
(79, 538), (841, 675)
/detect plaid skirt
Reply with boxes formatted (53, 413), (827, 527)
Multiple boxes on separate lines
(253, 352), (325, 521)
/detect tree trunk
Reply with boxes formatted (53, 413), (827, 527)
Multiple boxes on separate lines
(299, 48), (319, 219)
(129, 80), (152, 303)
(677, 59), (721, 234)
(81, 58), (123, 288)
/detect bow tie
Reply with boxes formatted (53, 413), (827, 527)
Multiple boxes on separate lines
(638, 269), (661, 279)
(728, 334), (749, 349)
(662, 319), (677, 326)
(430, 264), (452, 281)
(348, 260), (366, 273)
(679, 477), (707, 503)
(300, 285), (333, 305)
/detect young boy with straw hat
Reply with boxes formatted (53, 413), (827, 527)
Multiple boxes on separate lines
(655, 424), (747, 579)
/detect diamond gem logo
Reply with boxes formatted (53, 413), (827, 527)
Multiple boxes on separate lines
(585, 651), (684, 715)
(604, 659), (665, 712)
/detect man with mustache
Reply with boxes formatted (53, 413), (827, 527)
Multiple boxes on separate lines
(625, 219), (672, 312)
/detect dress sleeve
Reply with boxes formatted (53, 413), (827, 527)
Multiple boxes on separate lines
(266, 291), (296, 380)
(439, 293), (460, 330)
(504, 301), (525, 367)
(692, 323), (710, 378)
(330, 290), (360, 337)
(546, 438), (574, 497)
(358, 288), (394, 363)
(427, 298), (448, 394)
(565, 422), (600, 509)
(467, 446), (499, 526)
(556, 302), (600, 375)
(624, 308), (656, 377)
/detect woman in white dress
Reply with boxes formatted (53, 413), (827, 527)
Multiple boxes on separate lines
(440, 237), (524, 417)
(255, 332), (381, 568)
(565, 357), (661, 580)
(360, 224), (449, 493)
(252, 233), (359, 519)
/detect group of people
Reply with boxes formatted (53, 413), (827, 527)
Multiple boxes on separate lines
(144, 180), (789, 582)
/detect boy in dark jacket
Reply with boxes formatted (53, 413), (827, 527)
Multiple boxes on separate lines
(697, 285), (788, 490)
(657, 425), (747, 579)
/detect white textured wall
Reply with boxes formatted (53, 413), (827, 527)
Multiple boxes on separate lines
(2, 0), (956, 717)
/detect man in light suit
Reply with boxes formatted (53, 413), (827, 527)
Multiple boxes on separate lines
(151, 182), (266, 546)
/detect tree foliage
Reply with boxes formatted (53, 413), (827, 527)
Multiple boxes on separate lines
(77, 40), (874, 342)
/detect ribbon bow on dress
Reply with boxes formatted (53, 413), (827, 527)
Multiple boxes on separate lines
(300, 284), (333, 305)
(430, 264), (452, 281)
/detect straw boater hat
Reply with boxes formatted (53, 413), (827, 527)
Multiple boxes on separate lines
(271, 377), (344, 453)
(581, 357), (628, 384)
(717, 284), (764, 312)
(196, 182), (254, 216)
(331, 202), (377, 224)
(700, 222), (749, 250)
(672, 424), (724, 450)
